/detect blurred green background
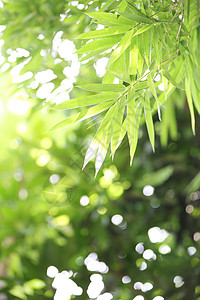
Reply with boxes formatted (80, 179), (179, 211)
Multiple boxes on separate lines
(0, 1), (200, 300)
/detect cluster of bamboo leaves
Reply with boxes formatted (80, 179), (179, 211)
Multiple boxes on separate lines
(51, 0), (200, 176)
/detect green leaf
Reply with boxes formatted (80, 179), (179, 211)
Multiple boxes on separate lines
(186, 172), (200, 194)
(128, 36), (139, 77)
(161, 70), (184, 90)
(76, 83), (126, 92)
(186, 56), (200, 114)
(79, 48), (109, 62)
(86, 12), (134, 26)
(10, 286), (27, 300)
(127, 89), (142, 165)
(76, 36), (121, 54)
(111, 96), (126, 158)
(103, 71), (115, 84)
(108, 49), (131, 83)
(153, 27), (161, 66)
(108, 29), (133, 67)
(76, 25), (131, 39)
(160, 105), (169, 147)
(119, 11), (154, 24)
(143, 92), (155, 151)
(168, 97), (178, 141)
(25, 279), (45, 290)
(83, 103), (117, 173)
(143, 29), (152, 65)
(133, 24), (153, 36)
(54, 92), (120, 110)
(100, 0), (116, 11)
(185, 76), (195, 134)
(48, 101), (114, 132)
(95, 126), (111, 177)
(184, 0), (190, 22)
(117, 117), (127, 149)
(147, 74), (161, 120)
(124, 1), (156, 23)
(118, 0), (128, 12)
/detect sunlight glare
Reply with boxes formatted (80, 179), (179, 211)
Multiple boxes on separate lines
(80, 195), (90, 206)
(148, 227), (169, 243)
(47, 266), (59, 278)
(143, 185), (154, 196)
(187, 246), (197, 256)
(7, 98), (31, 116)
(135, 243), (144, 254)
(97, 293), (113, 300)
(122, 276), (131, 284)
(133, 296), (144, 300)
(87, 274), (104, 299)
(159, 245), (171, 254)
(143, 249), (156, 260)
(111, 214), (123, 226)
(94, 57), (109, 77)
(173, 276), (184, 288)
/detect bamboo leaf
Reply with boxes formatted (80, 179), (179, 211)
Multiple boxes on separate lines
(133, 24), (153, 36)
(147, 74), (161, 121)
(108, 51), (131, 83)
(48, 101), (114, 132)
(99, 0), (115, 11)
(76, 26), (131, 39)
(108, 29), (133, 67)
(153, 27), (161, 66)
(129, 36), (138, 77)
(184, 0), (190, 22)
(161, 70), (184, 90)
(116, 117), (127, 151)
(119, 11), (154, 24)
(83, 103), (117, 172)
(124, 1), (156, 23)
(54, 92), (120, 110)
(127, 89), (135, 150)
(185, 76), (195, 134)
(130, 101), (142, 165)
(186, 56), (200, 114)
(160, 106), (169, 147)
(76, 36), (121, 54)
(95, 127), (111, 177)
(111, 96), (126, 158)
(86, 12), (134, 26)
(168, 98), (178, 141)
(144, 92), (155, 151)
(79, 48), (108, 62)
(127, 89), (142, 165)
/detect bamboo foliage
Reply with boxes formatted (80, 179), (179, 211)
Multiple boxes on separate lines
(50, 0), (200, 174)
(0, 0), (199, 175)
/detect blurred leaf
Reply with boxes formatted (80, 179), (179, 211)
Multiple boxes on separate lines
(140, 166), (174, 187)
(144, 92), (155, 151)
(185, 76), (195, 134)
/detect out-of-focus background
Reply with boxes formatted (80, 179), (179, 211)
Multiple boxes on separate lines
(0, 1), (200, 300)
